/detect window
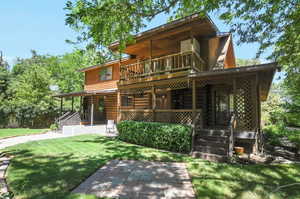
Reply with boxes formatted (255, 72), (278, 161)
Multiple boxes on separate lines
(121, 96), (133, 107)
(99, 67), (113, 80)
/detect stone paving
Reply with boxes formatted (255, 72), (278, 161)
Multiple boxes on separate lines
(72, 160), (195, 199)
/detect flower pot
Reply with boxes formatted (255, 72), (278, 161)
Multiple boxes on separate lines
(234, 147), (244, 155)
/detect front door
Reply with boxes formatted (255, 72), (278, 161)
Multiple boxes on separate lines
(213, 87), (233, 126)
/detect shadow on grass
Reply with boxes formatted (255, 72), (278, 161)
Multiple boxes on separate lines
(188, 160), (300, 199)
(3, 135), (300, 199)
(3, 136), (186, 199)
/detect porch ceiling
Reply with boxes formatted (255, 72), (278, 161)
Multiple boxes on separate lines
(53, 88), (117, 98)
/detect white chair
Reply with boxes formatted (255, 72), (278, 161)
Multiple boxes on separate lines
(106, 120), (115, 133)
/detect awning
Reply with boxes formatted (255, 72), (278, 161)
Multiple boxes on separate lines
(53, 88), (117, 98)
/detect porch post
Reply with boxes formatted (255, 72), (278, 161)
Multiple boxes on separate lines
(90, 96), (94, 126)
(79, 96), (82, 114)
(152, 86), (156, 122)
(60, 97), (63, 115)
(117, 91), (121, 122)
(71, 97), (74, 112)
(192, 79), (196, 117)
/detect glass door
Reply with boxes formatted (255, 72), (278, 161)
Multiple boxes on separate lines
(214, 88), (233, 126)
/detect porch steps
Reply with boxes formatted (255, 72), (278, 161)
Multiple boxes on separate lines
(192, 128), (230, 162)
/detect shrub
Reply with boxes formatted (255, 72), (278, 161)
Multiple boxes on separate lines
(50, 123), (58, 131)
(117, 120), (192, 153)
(264, 124), (300, 148)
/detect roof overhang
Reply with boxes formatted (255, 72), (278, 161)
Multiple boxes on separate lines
(109, 14), (219, 52)
(78, 57), (130, 72)
(53, 88), (117, 98)
(189, 62), (279, 101)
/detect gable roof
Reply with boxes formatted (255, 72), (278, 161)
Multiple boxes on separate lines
(109, 13), (219, 51)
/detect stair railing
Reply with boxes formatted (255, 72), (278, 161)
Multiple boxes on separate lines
(228, 114), (236, 157)
(190, 112), (202, 154)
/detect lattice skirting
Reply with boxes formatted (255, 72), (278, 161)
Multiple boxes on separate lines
(120, 110), (194, 125)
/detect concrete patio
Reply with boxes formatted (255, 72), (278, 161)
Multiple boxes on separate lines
(72, 160), (195, 199)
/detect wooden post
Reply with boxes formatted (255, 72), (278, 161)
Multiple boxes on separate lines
(192, 80), (196, 117)
(90, 96), (94, 126)
(60, 97), (63, 115)
(117, 91), (121, 122)
(152, 86), (156, 121)
(79, 96), (82, 114)
(71, 97), (74, 112)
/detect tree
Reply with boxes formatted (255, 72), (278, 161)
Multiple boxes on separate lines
(236, 58), (261, 67)
(0, 66), (11, 126)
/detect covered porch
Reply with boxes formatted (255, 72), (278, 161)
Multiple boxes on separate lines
(53, 89), (118, 127)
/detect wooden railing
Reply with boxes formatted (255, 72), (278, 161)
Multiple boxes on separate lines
(120, 51), (205, 81)
(120, 109), (201, 125)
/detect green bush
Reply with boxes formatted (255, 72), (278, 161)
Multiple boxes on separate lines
(117, 120), (192, 153)
(50, 123), (58, 131)
(264, 124), (300, 148)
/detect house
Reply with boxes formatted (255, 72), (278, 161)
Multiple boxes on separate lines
(54, 14), (277, 161)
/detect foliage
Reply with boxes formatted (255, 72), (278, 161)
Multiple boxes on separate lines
(2, 134), (300, 199)
(261, 84), (284, 126)
(0, 49), (104, 128)
(49, 123), (58, 131)
(0, 66), (11, 127)
(117, 120), (192, 153)
(236, 58), (261, 67)
(264, 125), (300, 148)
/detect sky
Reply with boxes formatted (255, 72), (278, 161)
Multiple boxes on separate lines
(0, 1), (270, 67)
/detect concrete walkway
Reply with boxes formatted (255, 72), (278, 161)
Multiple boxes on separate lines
(72, 160), (195, 199)
(0, 125), (117, 149)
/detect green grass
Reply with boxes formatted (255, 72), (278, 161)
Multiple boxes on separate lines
(2, 135), (300, 199)
(0, 128), (48, 139)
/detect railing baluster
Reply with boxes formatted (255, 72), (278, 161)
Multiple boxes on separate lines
(120, 51), (205, 80)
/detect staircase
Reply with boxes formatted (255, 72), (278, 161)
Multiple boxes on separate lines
(56, 111), (81, 130)
(192, 129), (230, 161)
(191, 115), (235, 162)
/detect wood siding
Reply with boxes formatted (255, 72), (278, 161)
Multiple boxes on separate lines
(104, 94), (118, 121)
(84, 64), (119, 91)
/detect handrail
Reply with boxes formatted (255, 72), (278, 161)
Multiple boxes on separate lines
(55, 111), (72, 123)
(228, 114), (236, 157)
(120, 50), (205, 81)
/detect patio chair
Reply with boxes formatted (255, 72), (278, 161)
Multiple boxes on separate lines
(106, 120), (116, 133)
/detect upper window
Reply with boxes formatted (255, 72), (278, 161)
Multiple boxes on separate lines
(99, 67), (113, 81)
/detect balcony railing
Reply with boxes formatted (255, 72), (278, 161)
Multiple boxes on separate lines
(120, 51), (205, 81)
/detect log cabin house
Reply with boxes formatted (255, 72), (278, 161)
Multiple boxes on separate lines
(54, 14), (277, 161)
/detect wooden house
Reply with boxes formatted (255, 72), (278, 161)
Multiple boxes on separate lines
(54, 14), (277, 161)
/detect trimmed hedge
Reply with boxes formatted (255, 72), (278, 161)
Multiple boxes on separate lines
(117, 120), (192, 153)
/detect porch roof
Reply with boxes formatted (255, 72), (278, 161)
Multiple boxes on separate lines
(53, 88), (117, 98)
(189, 62), (279, 101)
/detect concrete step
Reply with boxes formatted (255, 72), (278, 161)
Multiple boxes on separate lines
(194, 145), (228, 155)
(191, 151), (228, 162)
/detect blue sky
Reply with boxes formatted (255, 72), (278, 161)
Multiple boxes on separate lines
(0, 1), (269, 66)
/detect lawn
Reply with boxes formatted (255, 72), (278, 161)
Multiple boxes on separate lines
(0, 128), (48, 139)
(2, 135), (300, 199)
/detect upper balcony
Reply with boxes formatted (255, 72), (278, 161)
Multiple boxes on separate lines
(120, 50), (205, 82)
